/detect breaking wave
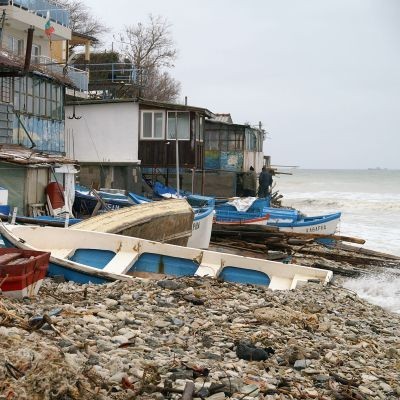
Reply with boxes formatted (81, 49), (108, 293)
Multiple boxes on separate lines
(279, 191), (400, 213)
(343, 272), (400, 314)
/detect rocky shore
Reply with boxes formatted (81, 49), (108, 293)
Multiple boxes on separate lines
(0, 276), (399, 400)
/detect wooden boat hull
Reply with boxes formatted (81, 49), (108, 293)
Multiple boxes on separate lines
(0, 223), (333, 290)
(128, 192), (214, 249)
(0, 248), (50, 298)
(71, 200), (194, 246)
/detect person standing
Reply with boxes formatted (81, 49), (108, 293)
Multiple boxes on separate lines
(242, 166), (257, 197)
(258, 166), (273, 197)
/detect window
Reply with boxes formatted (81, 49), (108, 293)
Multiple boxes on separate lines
(167, 111), (190, 140)
(199, 116), (204, 141)
(193, 114), (204, 142)
(6, 36), (24, 56)
(141, 110), (165, 139)
(0, 77), (12, 103)
(205, 131), (219, 150)
(31, 44), (41, 64)
(245, 130), (258, 151)
(218, 130), (243, 151)
(13, 76), (64, 120)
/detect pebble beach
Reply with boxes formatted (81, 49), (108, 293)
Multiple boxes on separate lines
(1, 276), (399, 400)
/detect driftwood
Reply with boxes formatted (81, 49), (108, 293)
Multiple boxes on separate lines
(181, 381), (195, 400)
(211, 223), (400, 276)
(312, 262), (365, 278)
(212, 223), (365, 245)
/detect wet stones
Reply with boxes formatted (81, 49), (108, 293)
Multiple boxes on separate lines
(0, 276), (399, 399)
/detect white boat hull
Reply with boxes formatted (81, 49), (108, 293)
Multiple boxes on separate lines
(187, 210), (214, 249)
(276, 216), (340, 235)
(0, 223), (333, 290)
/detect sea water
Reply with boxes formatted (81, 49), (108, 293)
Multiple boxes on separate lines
(275, 169), (400, 313)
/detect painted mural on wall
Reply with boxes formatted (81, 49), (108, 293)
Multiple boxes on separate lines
(204, 150), (220, 170)
(205, 150), (243, 172)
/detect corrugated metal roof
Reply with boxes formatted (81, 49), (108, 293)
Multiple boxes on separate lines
(213, 113), (233, 124)
(0, 144), (77, 166)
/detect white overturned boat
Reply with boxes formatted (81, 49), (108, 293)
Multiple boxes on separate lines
(0, 223), (332, 290)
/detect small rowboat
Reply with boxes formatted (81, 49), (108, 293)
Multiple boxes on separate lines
(0, 248), (50, 298)
(0, 223), (332, 290)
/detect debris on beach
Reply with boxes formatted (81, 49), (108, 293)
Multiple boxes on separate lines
(0, 276), (399, 399)
(210, 223), (400, 277)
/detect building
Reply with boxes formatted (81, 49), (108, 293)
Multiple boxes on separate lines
(65, 98), (213, 194)
(0, 0), (81, 214)
(203, 116), (266, 196)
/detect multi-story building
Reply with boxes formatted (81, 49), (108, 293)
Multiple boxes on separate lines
(0, 0), (82, 215)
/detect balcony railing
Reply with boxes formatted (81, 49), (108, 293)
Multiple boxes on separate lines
(72, 63), (140, 86)
(35, 55), (88, 92)
(0, 0), (70, 27)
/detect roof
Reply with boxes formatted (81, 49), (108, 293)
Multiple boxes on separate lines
(139, 98), (214, 118)
(0, 50), (75, 87)
(0, 144), (77, 166)
(66, 97), (215, 118)
(214, 113), (233, 123)
(70, 31), (99, 44)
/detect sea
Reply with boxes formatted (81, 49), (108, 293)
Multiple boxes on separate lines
(275, 168), (400, 314)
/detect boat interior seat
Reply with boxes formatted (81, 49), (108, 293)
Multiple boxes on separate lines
(49, 248), (75, 259)
(103, 251), (139, 274)
(195, 263), (219, 277)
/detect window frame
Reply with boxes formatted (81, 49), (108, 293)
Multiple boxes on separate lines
(166, 111), (190, 141)
(140, 110), (165, 140)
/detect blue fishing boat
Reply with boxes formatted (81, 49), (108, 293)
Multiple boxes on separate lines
(73, 185), (135, 217)
(215, 199), (341, 235)
(0, 222), (333, 289)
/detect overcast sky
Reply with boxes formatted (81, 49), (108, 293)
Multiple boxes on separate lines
(83, 0), (400, 169)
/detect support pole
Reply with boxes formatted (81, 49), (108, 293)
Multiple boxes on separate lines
(175, 112), (180, 195)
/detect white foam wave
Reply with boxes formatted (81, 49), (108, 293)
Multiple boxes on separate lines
(343, 273), (400, 314)
(280, 191), (400, 213)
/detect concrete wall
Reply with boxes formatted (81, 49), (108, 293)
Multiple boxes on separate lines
(65, 102), (140, 164)
(202, 171), (237, 197)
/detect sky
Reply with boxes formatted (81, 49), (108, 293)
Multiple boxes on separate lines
(83, 0), (400, 169)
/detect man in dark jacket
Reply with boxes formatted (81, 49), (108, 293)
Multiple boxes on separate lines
(258, 166), (273, 197)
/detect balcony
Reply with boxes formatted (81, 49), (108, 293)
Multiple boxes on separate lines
(0, 0), (69, 26)
(72, 63), (144, 99)
(36, 55), (88, 93)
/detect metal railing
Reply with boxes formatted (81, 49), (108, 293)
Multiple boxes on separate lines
(35, 55), (88, 92)
(0, 0), (70, 27)
(73, 63), (141, 85)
